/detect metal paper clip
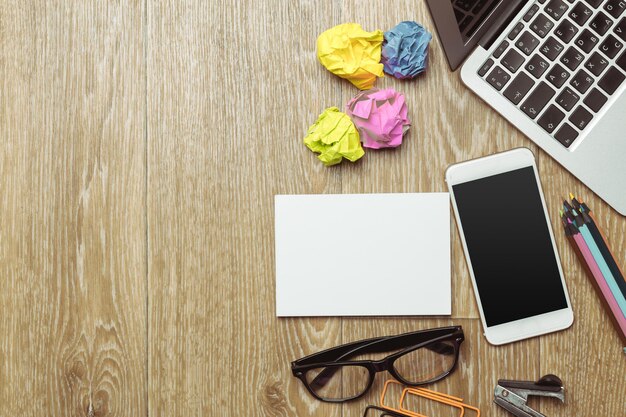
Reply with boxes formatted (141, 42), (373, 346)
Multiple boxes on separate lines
(494, 374), (565, 417)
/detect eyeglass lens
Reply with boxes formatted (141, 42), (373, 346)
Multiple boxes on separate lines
(304, 364), (371, 400)
(392, 339), (457, 384)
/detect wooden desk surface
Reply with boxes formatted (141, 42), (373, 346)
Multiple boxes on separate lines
(1, 1), (624, 416)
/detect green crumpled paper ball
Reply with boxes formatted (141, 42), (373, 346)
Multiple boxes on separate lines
(304, 107), (364, 166)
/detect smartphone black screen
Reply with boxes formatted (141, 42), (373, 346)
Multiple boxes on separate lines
(452, 166), (568, 327)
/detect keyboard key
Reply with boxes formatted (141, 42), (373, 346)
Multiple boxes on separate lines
(584, 87), (608, 111)
(486, 66), (511, 90)
(459, 15), (473, 32)
(569, 105), (593, 129)
(531, 14), (555, 38)
(583, 0), (603, 7)
(575, 29), (600, 53)
(555, 19), (579, 43)
(547, 63), (570, 87)
(509, 22), (525, 40)
(590, 11), (614, 35)
(501, 49), (525, 73)
(526, 54), (551, 78)
(521, 81), (557, 118)
(504, 72), (536, 104)
(556, 87), (581, 110)
(456, 0), (473, 11)
(493, 40), (509, 58)
(570, 69), (595, 93)
(454, 8), (464, 23)
(524, 4), (541, 21)
(598, 66), (626, 94)
(617, 50), (626, 71)
(600, 34), (624, 58)
(569, 2), (594, 26)
(561, 47), (585, 70)
(472, 0), (489, 13)
(540, 37), (565, 60)
(478, 58), (494, 76)
(555, 123), (579, 147)
(585, 52), (609, 75)
(615, 17), (626, 41)
(538, 104), (566, 133)
(545, 0), (570, 20)
(605, 0), (626, 18)
(517, 31), (541, 55)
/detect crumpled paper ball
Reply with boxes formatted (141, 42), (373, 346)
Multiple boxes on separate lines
(345, 88), (410, 149)
(382, 21), (432, 79)
(304, 107), (364, 166)
(317, 23), (384, 90)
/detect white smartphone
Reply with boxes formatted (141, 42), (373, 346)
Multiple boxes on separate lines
(446, 148), (573, 345)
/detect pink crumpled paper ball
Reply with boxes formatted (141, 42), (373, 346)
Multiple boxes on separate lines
(345, 88), (411, 149)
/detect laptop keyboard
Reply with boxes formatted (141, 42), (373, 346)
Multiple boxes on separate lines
(478, 0), (626, 148)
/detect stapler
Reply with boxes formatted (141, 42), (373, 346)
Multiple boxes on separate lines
(494, 374), (565, 417)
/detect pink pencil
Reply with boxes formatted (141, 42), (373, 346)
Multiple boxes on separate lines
(572, 232), (626, 335)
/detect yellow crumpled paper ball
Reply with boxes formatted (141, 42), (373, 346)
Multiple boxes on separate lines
(304, 107), (364, 166)
(317, 23), (384, 90)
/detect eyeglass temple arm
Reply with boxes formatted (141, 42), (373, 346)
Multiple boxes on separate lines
(309, 333), (458, 391)
(301, 329), (459, 365)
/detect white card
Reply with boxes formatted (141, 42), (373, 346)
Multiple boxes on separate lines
(275, 193), (451, 316)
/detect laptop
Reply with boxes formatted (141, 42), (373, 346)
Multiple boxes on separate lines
(426, 0), (626, 215)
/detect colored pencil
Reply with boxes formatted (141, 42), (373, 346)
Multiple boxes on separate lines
(560, 197), (626, 354)
(561, 217), (626, 344)
(573, 205), (626, 302)
(568, 210), (626, 316)
(572, 194), (626, 288)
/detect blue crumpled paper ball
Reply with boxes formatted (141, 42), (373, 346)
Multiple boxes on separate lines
(382, 21), (432, 79)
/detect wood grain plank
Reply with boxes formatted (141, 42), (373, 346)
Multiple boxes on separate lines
(147, 1), (343, 416)
(538, 154), (626, 417)
(0, 1), (146, 416)
(2, 1), (624, 416)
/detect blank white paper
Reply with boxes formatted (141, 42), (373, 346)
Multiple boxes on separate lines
(275, 193), (451, 316)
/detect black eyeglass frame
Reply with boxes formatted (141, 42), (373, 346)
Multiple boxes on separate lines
(362, 405), (412, 417)
(291, 326), (464, 403)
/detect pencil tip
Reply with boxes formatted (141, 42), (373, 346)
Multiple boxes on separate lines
(569, 192), (575, 200)
(563, 200), (572, 212)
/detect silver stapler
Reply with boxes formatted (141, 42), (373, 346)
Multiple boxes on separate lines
(494, 374), (565, 417)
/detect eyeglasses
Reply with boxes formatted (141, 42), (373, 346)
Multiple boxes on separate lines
(291, 326), (464, 402)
